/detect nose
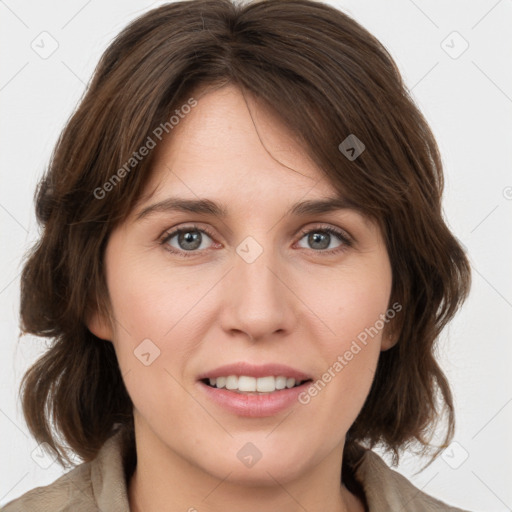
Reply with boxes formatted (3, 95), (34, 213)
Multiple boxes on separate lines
(218, 239), (297, 342)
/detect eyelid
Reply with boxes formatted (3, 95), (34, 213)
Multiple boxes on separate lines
(295, 223), (353, 245)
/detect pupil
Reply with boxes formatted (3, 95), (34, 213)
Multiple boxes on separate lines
(179, 231), (201, 250)
(309, 232), (329, 250)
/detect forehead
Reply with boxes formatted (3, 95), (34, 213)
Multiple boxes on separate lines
(136, 84), (341, 207)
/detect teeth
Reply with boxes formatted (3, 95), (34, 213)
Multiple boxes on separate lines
(275, 376), (287, 390)
(206, 375), (306, 393)
(256, 376), (274, 392)
(226, 375), (238, 390)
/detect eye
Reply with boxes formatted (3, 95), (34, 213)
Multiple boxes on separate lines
(159, 223), (353, 258)
(160, 225), (217, 257)
(295, 225), (352, 254)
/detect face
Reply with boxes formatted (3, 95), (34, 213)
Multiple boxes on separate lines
(89, 84), (394, 486)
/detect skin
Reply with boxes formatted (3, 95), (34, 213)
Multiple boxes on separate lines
(88, 84), (395, 512)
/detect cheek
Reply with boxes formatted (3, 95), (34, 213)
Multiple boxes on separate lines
(104, 257), (195, 429)
(302, 262), (391, 404)
(103, 246), (212, 406)
(105, 245), (201, 341)
(314, 264), (392, 352)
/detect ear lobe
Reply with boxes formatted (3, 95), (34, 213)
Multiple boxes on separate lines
(380, 335), (399, 351)
(380, 325), (399, 351)
(86, 310), (113, 341)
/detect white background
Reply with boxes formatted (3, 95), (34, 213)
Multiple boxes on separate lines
(1, 0), (511, 510)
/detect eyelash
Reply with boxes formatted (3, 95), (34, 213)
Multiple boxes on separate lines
(159, 224), (353, 258)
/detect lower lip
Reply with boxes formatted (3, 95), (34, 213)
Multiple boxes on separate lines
(198, 380), (311, 417)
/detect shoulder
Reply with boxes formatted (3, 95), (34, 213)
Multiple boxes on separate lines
(1, 461), (94, 512)
(353, 448), (471, 512)
(1, 429), (131, 512)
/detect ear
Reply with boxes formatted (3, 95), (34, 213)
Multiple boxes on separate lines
(380, 320), (400, 351)
(86, 309), (114, 341)
(380, 332), (399, 351)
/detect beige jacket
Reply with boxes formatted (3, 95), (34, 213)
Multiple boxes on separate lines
(2, 430), (470, 511)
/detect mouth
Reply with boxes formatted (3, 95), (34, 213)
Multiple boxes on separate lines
(196, 363), (314, 417)
(200, 375), (313, 394)
(198, 377), (314, 417)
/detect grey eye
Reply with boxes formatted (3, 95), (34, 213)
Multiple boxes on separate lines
(165, 229), (213, 251)
(297, 230), (343, 251)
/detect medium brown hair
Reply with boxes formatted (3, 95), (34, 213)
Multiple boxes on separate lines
(19, 0), (470, 480)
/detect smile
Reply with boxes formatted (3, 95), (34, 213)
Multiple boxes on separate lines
(203, 375), (310, 393)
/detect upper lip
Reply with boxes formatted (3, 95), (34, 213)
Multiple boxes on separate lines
(197, 362), (313, 381)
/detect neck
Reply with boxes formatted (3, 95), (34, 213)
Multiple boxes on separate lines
(127, 422), (365, 512)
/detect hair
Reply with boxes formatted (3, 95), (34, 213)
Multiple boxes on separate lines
(18, 0), (470, 495)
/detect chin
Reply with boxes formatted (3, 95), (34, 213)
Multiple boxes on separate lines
(206, 458), (308, 487)
(194, 441), (313, 487)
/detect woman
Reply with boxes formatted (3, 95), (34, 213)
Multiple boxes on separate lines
(4, 0), (472, 510)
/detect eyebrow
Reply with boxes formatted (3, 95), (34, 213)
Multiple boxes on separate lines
(135, 196), (360, 222)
